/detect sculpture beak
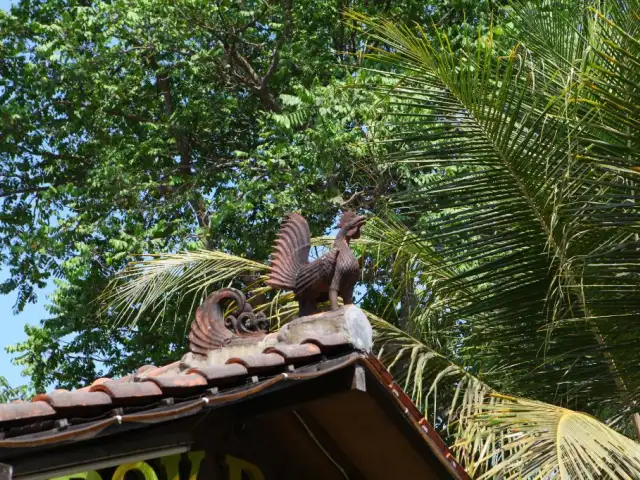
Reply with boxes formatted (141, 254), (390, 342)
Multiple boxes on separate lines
(346, 216), (367, 239)
(354, 216), (367, 228)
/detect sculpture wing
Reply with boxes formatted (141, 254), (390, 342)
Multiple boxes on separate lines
(266, 213), (311, 290)
(293, 250), (336, 295)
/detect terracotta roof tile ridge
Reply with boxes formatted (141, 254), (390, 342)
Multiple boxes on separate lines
(0, 352), (363, 448)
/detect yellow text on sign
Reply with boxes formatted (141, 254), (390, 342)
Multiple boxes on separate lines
(50, 451), (264, 480)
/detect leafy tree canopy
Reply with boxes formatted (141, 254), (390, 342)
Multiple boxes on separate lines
(0, 0), (503, 391)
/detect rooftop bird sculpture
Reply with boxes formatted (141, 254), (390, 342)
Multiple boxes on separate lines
(266, 211), (367, 316)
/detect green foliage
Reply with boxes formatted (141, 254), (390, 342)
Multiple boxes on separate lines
(346, 0), (640, 476)
(0, 0), (501, 389)
(0, 376), (28, 403)
(6, 0), (638, 476)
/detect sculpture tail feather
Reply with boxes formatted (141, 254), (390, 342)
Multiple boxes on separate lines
(266, 213), (311, 290)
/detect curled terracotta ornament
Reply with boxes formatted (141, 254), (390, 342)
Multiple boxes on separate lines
(188, 288), (269, 357)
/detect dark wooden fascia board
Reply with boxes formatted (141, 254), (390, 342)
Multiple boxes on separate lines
(8, 416), (200, 479)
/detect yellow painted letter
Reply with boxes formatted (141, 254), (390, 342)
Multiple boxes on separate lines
(112, 462), (158, 480)
(187, 451), (205, 480)
(224, 455), (264, 480)
(51, 471), (102, 480)
(160, 454), (181, 480)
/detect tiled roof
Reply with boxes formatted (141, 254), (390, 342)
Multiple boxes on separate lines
(0, 336), (350, 444)
(0, 292), (471, 480)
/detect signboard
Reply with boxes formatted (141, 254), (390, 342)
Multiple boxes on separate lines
(50, 451), (265, 480)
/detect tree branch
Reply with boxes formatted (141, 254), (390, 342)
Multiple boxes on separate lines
(228, 47), (264, 87)
(261, 0), (292, 89)
(226, 46), (280, 111)
(148, 53), (211, 231)
(222, 0), (293, 112)
(0, 185), (51, 199)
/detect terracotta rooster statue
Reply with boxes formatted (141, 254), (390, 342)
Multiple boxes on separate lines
(266, 211), (367, 316)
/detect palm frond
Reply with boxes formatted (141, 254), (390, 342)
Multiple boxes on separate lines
(348, 0), (640, 414)
(457, 394), (640, 479)
(100, 250), (268, 327)
(371, 312), (640, 479)
(371, 312), (490, 416)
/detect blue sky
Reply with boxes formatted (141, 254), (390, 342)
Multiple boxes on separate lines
(0, 275), (53, 386)
(0, 0), (47, 388)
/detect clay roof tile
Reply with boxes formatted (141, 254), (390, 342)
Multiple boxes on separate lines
(263, 343), (321, 362)
(146, 373), (207, 395)
(32, 391), (113, 410)
(0, 401), (56, 425)
(225, 353), (286, 372)
(186, 363), (249, 384)
(302, 333), (351, 349)
(89, 380), (163, 405)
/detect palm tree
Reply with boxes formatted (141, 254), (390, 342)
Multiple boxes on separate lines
(103, 0), (640, 477)
(349, 0), (640, 475)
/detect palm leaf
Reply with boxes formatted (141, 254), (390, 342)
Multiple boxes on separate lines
(347, 0), (640, 415)
(100, 250), (268, 327)
(371, 312), (640, 479)
(458, 394), (640, 479)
